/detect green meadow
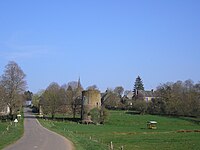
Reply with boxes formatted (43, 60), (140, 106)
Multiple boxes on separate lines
(39, 111), (200, 150)
(0, 118), (24, 149)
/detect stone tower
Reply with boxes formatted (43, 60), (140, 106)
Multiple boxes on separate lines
(81, 89), (101, 123)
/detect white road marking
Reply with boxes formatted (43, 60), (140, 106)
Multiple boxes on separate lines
(34, 146), (38, 149)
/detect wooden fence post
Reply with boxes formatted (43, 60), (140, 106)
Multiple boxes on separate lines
(110, 141), (113, 150)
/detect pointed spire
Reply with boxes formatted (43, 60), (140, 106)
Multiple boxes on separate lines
(76, 76), (83, 97)
(78, 76), (81, 88)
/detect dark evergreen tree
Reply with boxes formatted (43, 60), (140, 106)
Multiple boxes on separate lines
(134, 76), (144, 91)
(133, 76), (144, 99)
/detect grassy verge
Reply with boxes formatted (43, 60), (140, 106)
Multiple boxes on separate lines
(39, 118), (108, 150)
(39, 111), (200, 150)
(0, 116), (24, 149)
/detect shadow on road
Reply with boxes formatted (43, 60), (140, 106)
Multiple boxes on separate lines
(24, 107), (81, 122)
(24, 115), (36, 119)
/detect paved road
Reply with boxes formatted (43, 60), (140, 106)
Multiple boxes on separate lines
(4, 108), (74, 150)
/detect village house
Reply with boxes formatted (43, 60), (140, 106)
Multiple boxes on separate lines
(127, 89), (156, 102)
(140, 90), (156, 102)
(0, 105), (10, 116)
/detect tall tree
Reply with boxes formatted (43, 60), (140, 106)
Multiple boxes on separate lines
(32, 90), (44, 109)
(133, 76), (144, 100)
(65, 85), (74, 115)
(134, 76), (144, 91)
(41, 82), (62, 119)
(0, 85), (6, 112)
(0, 61), (27, 118)
(65, 79), (83, 117)
(71, 78), (83, 118)
(57, 87), (68, 115)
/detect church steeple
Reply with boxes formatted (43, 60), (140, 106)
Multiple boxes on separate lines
(76, 76), (83, 95)
(78, 76), (81, 88)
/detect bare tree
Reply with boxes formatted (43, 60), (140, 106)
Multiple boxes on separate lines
(57, 87), (69, 115)
(32, 90), (44, 109)
(24, 90), (33, 101)
(114, 86), (124, 97)
(124, 90), (131, 96)
(66, 85), (74, 114)
(65, 79), (83, 118)
(0, 85), (6, 113)
(0, 61), (27, 118)
(155, 79), (200, 117)
(102, 90), (121, 109)
(67, 81), (79, 90)
(87, 85), (98, 90)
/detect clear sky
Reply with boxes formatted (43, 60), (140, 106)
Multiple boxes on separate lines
(0, 0), (200, 93)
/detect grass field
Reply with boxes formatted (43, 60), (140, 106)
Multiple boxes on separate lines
(39, 111), (200, 150)
(0, 117), (24, 149)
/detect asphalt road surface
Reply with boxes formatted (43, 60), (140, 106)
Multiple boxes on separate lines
(4, 107), (74, 150)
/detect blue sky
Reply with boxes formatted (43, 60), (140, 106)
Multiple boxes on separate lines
(0, 0), (200, 93)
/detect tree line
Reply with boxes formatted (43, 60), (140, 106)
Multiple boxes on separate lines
(35, 76), (200, 118)
(98, 76), (200, 118)
(37, 81), (83, 119)
(1, 61), (199, 120)
(149, 80), (200, 117)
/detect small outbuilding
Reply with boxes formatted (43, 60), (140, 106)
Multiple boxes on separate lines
(147, 121), (157, 129)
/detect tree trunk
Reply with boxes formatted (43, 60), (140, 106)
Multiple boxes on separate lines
(9, 107), (14, 120)
(52, 114), (55, 120)
(73, 107), (76, 118)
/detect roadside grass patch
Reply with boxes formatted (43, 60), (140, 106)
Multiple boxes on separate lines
(0, 117), (24, 149)
(39, 110), (200, 150)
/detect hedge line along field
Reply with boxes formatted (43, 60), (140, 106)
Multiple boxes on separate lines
(39, 110), (200, 150)
(0, 118), (24, 149)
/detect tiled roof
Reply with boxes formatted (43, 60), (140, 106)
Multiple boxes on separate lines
(138, 90), (155, 97)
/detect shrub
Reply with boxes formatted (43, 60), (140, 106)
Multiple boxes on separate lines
(90, 108), (101, 124)
(90, 107), (110, 124)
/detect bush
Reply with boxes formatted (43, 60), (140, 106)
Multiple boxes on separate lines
(100, 107), (109, 124)
(90, 108), (101, 124)
(90, 107), (110, 124)
(133, 100), (147, 115)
